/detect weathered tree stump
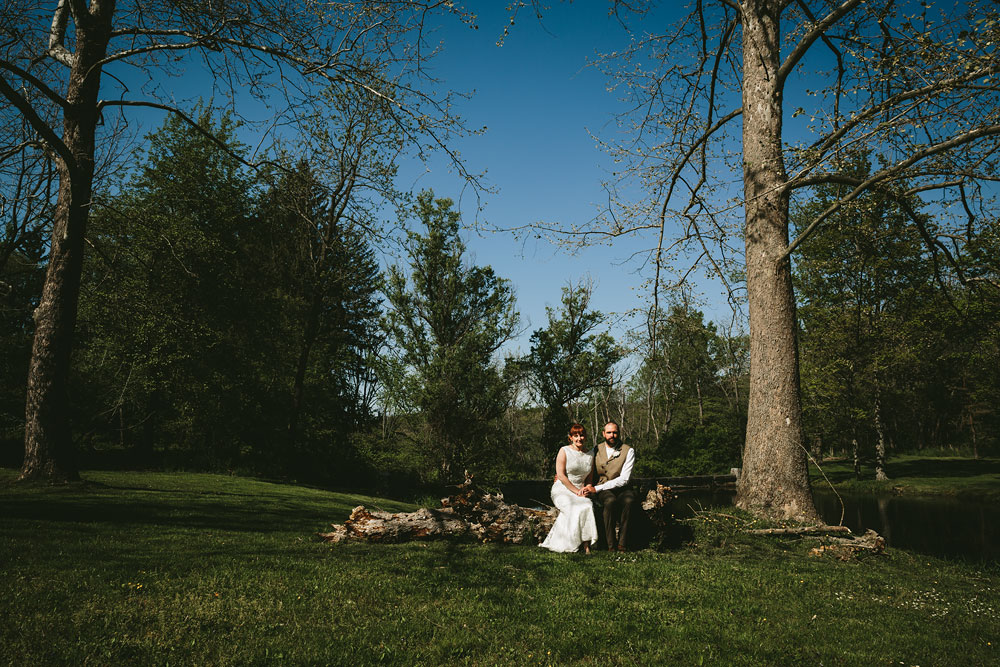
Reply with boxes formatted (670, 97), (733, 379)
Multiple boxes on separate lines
(639, 482), (686, 549)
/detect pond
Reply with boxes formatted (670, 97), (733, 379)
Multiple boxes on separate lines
(674, 488), (1000, 563)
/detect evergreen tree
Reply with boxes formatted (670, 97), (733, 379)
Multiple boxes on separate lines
(383, 191), (520, 483)
(252, 161), (382, 477)
(77, 110), (258, 467)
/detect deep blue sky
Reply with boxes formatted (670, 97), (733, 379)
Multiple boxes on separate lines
(107, 2), (720, 358)
(396, 3), (697, 356)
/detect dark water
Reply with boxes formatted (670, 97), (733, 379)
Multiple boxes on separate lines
(673, 488), (1000, 562)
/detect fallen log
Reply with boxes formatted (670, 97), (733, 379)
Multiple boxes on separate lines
(320, 474), (679, 547)
(319, 474), (556, 545)
(746, 525), (853, 536)
(318, 506), (472, 544)
(743, 524), (886, 560)
(807, 530), (886, 560)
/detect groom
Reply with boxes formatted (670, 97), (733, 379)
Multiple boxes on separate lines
(580, 421), (635, 552)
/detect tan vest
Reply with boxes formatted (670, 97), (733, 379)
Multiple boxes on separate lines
(595, 444), (631, 485)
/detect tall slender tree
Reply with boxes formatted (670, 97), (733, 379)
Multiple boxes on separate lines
(383, 191), (520, 483)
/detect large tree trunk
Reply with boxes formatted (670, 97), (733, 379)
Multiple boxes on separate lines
(20, 5), (114, 482)
(735, 0), (820, 522)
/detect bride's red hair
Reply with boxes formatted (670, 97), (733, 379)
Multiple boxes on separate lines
(567, 423), (586, 442)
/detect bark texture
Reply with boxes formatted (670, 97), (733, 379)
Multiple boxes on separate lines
(735, 0), (820, 522)
(320, 475), (556, 545)
(21, 3), (115, 481)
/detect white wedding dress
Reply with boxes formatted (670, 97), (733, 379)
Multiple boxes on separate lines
(540, 446), (599, 553)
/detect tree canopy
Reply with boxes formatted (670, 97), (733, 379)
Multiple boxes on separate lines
(546, 0), (1000, 520)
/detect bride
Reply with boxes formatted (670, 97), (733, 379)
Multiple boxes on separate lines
(540, 423), (599, 554)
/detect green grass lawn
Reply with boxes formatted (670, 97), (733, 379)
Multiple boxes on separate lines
(810, 454), (1000, 501)
(2, 468), (997, 665)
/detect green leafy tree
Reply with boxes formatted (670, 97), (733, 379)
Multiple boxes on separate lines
(2, 0), (475, 481)
(521, 281), (621, 469)
(383, 191), (520, 483)
(77, 111), (386, 479)
(793, 155), (928, 479)
(77, 110), (258, 467)
(630, 301), (746, 476)
(795, 151), (1000, 468)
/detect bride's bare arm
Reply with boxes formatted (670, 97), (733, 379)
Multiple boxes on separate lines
(554, 449), (580, 494)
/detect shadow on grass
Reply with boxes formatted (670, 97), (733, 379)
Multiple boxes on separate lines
(0, 494), (332, 534)
(0, 472), (374, 536)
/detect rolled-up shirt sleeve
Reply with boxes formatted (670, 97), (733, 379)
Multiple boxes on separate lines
(594, 447), (635, 492)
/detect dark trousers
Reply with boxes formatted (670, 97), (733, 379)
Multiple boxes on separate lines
(597, 487), (635, 549)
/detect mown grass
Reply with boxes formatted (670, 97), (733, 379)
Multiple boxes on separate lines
(2, 468), (998, 665)
(810, 454), (1000, 501)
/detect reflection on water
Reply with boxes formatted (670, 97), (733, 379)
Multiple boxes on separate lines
(813, 490), (1000, 562)
(673, 488), (1000, 562)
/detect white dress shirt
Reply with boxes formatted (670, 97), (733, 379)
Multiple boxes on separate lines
(593, 443), (635, 492)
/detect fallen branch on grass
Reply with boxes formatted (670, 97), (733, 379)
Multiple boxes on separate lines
(807, 530), (886, 560)
(746, 526), (853, 536)
(745, 525), (886, 560)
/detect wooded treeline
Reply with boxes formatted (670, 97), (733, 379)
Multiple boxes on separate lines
(4, 2), (1000, 513)
(2, 112), (997, 493)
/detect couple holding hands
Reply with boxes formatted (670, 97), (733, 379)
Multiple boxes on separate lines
(540, 421), (635, 554)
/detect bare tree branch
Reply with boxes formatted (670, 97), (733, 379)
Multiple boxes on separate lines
(0, 59), (71, 110)
(777, 0), (862, 88)
(0, 75), (73, 169)
(782, 123), (1000, 261)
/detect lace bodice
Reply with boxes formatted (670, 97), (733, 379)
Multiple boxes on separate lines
(562, 446), (594, 486)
